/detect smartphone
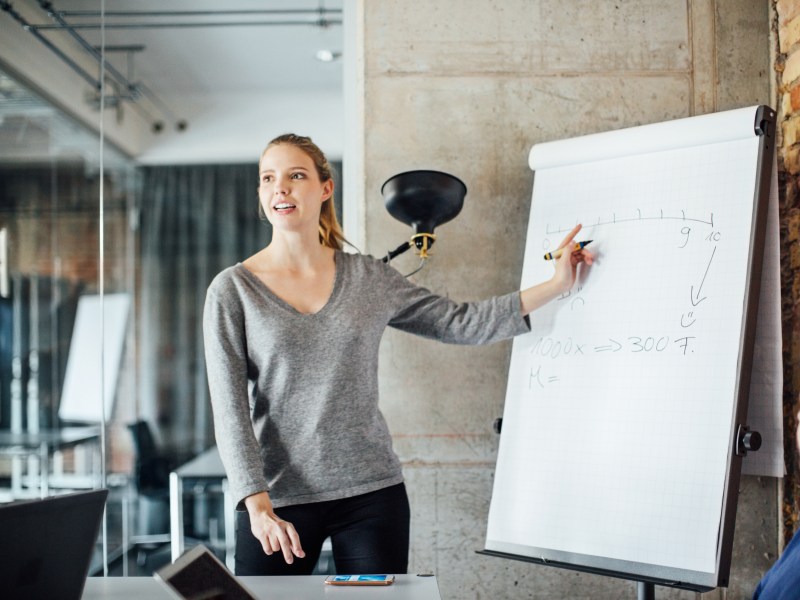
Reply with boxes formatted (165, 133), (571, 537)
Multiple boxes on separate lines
(324, 574), (395, 586)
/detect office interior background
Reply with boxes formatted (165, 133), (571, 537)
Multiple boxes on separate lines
(0, 1), (797, 598)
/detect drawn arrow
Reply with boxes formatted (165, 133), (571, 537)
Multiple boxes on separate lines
(594, 339), (622, 352)
(690, 245), (716, 306)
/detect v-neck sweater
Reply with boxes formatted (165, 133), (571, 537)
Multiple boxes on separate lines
(203, 250), (530, 509)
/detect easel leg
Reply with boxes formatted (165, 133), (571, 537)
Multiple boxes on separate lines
(637, 581), (655, 600)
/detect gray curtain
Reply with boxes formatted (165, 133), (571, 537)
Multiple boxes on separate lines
(138, 163), (268, 454)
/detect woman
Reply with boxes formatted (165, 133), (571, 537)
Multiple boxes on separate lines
(203, 133), (593, 576)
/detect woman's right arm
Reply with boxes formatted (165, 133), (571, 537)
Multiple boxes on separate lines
(203, 284), (266, 504)
(519, 223), (594, 316)
(244, 492), (305, 564)
(203, 280), (303, 563)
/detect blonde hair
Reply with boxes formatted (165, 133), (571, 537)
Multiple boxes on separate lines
(260, 133), (346, 251)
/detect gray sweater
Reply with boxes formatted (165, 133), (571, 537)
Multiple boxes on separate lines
(203, 250), (530, 509)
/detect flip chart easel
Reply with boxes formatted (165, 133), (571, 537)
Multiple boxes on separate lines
(481, 105), (776, 593)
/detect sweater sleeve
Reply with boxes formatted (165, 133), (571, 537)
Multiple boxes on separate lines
(382, 261), (531, 344)
(203, 277), (268, 510)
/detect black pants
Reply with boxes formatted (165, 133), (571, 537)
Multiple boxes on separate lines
(235, 483), (410, 576)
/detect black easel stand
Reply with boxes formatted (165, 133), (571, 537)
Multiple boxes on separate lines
(637, 581), (655, 600)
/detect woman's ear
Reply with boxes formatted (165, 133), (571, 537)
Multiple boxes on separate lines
(322, 179), (334, 202)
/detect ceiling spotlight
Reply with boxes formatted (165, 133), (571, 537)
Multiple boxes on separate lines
(315, 49), (341, 62)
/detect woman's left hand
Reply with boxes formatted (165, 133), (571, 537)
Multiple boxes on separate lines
(519, 223), (594, 317)
(551, 224), (594, 295)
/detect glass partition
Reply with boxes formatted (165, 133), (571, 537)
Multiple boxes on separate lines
(0, 0), (343, 578)
(0, 67), (138, 570)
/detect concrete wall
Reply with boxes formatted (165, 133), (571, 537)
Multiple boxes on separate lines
(358, 1), (774, 598)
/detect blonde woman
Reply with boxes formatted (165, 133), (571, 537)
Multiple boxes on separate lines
(203, 133), (593, 576)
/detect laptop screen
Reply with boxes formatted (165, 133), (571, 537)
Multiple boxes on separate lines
(0, 489), (108, 600)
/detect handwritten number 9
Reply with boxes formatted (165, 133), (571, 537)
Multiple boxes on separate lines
(679, 226), (691, 248)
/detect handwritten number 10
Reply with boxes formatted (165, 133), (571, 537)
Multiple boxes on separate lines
(680, 226), (721, 248)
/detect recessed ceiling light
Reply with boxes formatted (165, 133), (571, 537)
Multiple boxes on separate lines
(315, 49), (341, 62)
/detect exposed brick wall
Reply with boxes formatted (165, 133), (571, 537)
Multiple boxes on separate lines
(775, 0), (800, 545)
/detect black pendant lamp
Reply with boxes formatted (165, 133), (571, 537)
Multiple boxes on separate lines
(380, 170), (466, 263)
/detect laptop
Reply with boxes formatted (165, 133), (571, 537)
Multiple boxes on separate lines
(0, 488), (108, 600)
(155, 544), (258, 600)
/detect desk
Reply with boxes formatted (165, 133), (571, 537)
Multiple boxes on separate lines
(83, 575), (442, 599)
(169, 446), (233, 566)
(0, 426), (101, 499)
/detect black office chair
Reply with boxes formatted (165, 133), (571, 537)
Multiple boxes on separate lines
(129, 421), (173, 499)
(126, 422), (225, 573)
(126, 420), (175, 571)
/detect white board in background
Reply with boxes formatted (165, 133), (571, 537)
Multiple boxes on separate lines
(485, 106), (777, 589)
(59, 294), (131, 423)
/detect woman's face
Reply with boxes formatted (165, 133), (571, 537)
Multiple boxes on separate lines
(258, 143), (332, 233)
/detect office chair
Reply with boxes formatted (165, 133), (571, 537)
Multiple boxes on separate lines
(126, 422), (224, 573)
(126, 420), (175, 571)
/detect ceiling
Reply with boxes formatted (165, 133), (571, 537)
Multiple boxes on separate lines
(0, 0), (345, 164)
(0, 71), (129, 168)
(52, 0), (343, 97)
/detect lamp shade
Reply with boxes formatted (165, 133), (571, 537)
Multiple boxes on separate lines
(381, 170), (466, 236)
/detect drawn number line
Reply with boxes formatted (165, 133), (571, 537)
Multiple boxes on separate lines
(546, 213), (714, 235)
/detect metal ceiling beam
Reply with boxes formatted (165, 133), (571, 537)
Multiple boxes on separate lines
(28, 6), (343, 30)
(54, 9), (343, 17)
(37, 0), (138, 97)
(31, 20), (343, 30)
(0, 1), (100, 90)
(0, 1), (173, 125)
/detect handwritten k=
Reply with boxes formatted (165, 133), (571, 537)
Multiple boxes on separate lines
(690, 246), (716, 306)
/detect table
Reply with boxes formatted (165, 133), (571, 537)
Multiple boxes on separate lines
(83, 575), (442, 599)
(0, 426), (101, 499)
(169, 446), (233, 566)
